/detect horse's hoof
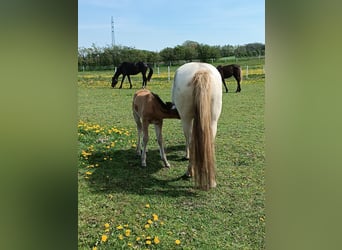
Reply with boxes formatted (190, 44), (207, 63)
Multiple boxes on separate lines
(181, 173), (191, 180)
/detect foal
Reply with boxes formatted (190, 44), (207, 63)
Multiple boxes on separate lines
(132, 89), (180, 168)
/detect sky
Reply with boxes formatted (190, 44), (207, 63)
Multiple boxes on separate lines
(78, 0), (265, 52)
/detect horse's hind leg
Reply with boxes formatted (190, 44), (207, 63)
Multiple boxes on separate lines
(181, 117), (192, 160)
(235, 76), (241, 92)
(154, 122), (170, 168)
(142, 73), (147, 88)
(222, 79), (228, 93)
(127, 75), (132, 89)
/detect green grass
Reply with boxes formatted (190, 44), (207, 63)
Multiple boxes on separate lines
(78, 65), (265, 249)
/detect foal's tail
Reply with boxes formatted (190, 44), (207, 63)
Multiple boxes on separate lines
(147, 64), (153, 81)
(191, 70), (216, 190)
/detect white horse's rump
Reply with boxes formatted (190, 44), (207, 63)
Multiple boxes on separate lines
(172, 62), (222, 190)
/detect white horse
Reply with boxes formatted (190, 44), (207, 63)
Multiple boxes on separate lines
(172, 62), (222, 190)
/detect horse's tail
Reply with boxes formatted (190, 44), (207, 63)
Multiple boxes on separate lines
(191, 70), (216, 190)
(147, 64), (153, 81)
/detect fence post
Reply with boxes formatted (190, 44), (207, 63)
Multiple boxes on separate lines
(167, 66), (170, 81)
(157, 67), (160, 75)
(246, 65), (249, 79)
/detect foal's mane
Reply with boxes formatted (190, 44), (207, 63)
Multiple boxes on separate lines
(151, 92), (173, 110)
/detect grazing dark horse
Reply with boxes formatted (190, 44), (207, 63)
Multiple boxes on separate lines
(111, 62), (153, 89)
(216, 64), (242, 93)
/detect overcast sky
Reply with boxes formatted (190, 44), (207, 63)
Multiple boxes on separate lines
(78, 0), (265, 51)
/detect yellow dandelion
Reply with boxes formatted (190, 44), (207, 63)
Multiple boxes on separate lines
(146, 240), (152, 245)
(147, 219), (153, 224)
(104, 228), (109, 232)
(116, 225), (123, 230)
(92, 247), (97, 250)
(127, 242), (132, 247)
(104, 223), (110, 229)
(118, 234), (124, 240)
(136, 237), (141, 241)
(144, 224), (150, 229)
(146, 236), (151, 240)
(152, 213), (159, 221)
(85, 171), (92, 175)
(101, 235), (108, 242)
(154, 236), (160, 244)
(145, 204), (150, 208)
(175, 239), (181, 245)
(125, 229), (131, 236)
(81, 150), (92, 156)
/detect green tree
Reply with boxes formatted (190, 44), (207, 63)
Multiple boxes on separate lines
(159, 47), (176, 64)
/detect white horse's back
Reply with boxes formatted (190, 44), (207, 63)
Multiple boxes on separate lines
(172, 62), (222, 190)
(172, 62), (222, 120)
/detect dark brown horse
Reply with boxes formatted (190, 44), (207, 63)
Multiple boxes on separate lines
(111, 62), (153, 89)
(216, 64), (242, 93)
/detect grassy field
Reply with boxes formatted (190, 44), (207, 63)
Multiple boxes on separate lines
(78, 63), (265, 249)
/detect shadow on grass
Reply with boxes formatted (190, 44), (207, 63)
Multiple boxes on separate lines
(85, 144), (196, 197)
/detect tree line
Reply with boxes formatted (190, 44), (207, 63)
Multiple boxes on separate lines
(78, 40), (265, 70)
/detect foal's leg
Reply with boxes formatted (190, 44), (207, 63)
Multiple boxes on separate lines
(141, 121), (149, 167)
(133, 112), (142, 156)
(154, 121), (170, 168)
